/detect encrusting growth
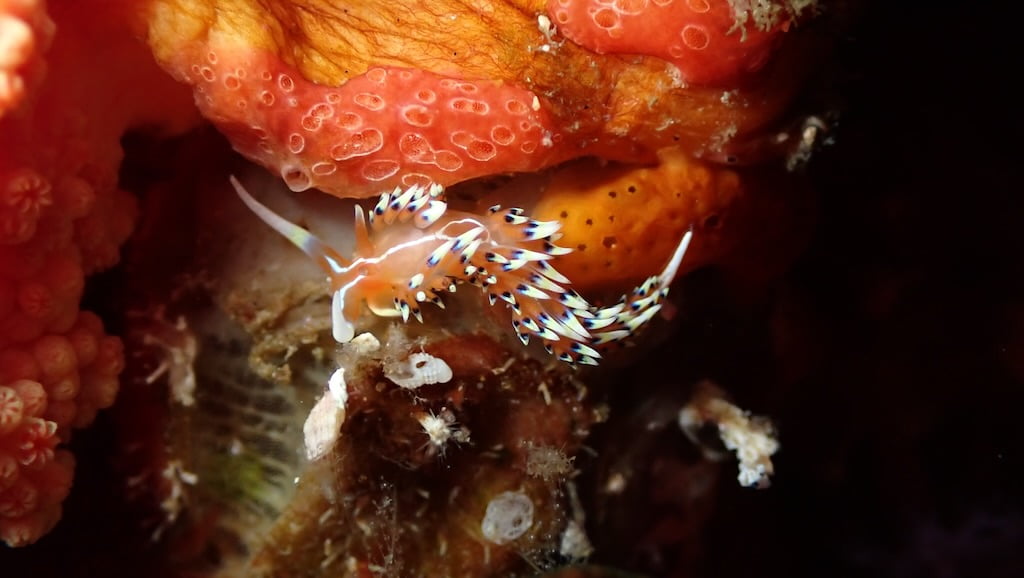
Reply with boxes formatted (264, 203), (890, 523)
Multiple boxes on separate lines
(232, 176), (693, 365)
(547, 0), (812, 86)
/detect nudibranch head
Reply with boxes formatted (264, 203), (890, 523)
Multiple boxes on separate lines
(231, 176), (692, 366)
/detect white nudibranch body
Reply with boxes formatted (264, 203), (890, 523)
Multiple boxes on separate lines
(230, 176), (692, 365)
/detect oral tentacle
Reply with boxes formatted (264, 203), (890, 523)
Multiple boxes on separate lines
(230, 176), (350, 275)
(332, 287), (356, 343)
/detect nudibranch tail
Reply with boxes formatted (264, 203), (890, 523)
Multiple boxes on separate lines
(230, 176), (350, 275)
(498, 228), (694, 365)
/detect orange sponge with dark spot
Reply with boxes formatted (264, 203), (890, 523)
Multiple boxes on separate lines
(530, 148), (744, 290)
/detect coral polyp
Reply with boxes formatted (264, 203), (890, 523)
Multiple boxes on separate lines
(232, 176), (693, 365)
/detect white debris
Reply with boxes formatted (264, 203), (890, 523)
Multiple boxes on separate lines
(417, 407), (470, 455)
(303, 368), (349, 461)
(327, 365), (348, 403)
(559, 520), (594, 560)
(708, 123), (738, 154)
(679, 381), (779, 488)
(559, 482), (594, 560)
(603, 472), (627, 495)
(536, 13), (557, 52)
(133, 308), (198, 407)
(348, 332), (381, 354)
(525, 443), (573, 481)
(666, 63), (686, 89)
(481, 491), (534, 545)
(151, 459), (198, 541)
(419, 413), (452, 447)
(537, 14), (554, 39)
(384, 352), (453, 390)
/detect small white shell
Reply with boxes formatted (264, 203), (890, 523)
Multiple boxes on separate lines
(384, 352), (453, 390)
(348, 332), (381, 353)
(303, 368), (348, 461)
(481, 491), (534, 545)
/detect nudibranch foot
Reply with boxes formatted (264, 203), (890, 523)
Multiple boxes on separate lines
(232, 177), (693, 366)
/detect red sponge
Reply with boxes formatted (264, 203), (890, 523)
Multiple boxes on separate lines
(548, 0), (799, 87)
(186, 44), (568, 197)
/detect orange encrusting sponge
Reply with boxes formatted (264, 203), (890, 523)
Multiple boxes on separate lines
(531, 148), (744, 291)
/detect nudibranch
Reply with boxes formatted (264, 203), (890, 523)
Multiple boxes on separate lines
(231, 177), (692, 366)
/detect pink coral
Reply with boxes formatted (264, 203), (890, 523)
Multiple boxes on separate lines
(0, 379), (73, 546)
(0, 0), (198, 546)
(0, 0), (53, 118)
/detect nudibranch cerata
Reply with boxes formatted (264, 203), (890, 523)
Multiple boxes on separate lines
(230, 176), (692, 366)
